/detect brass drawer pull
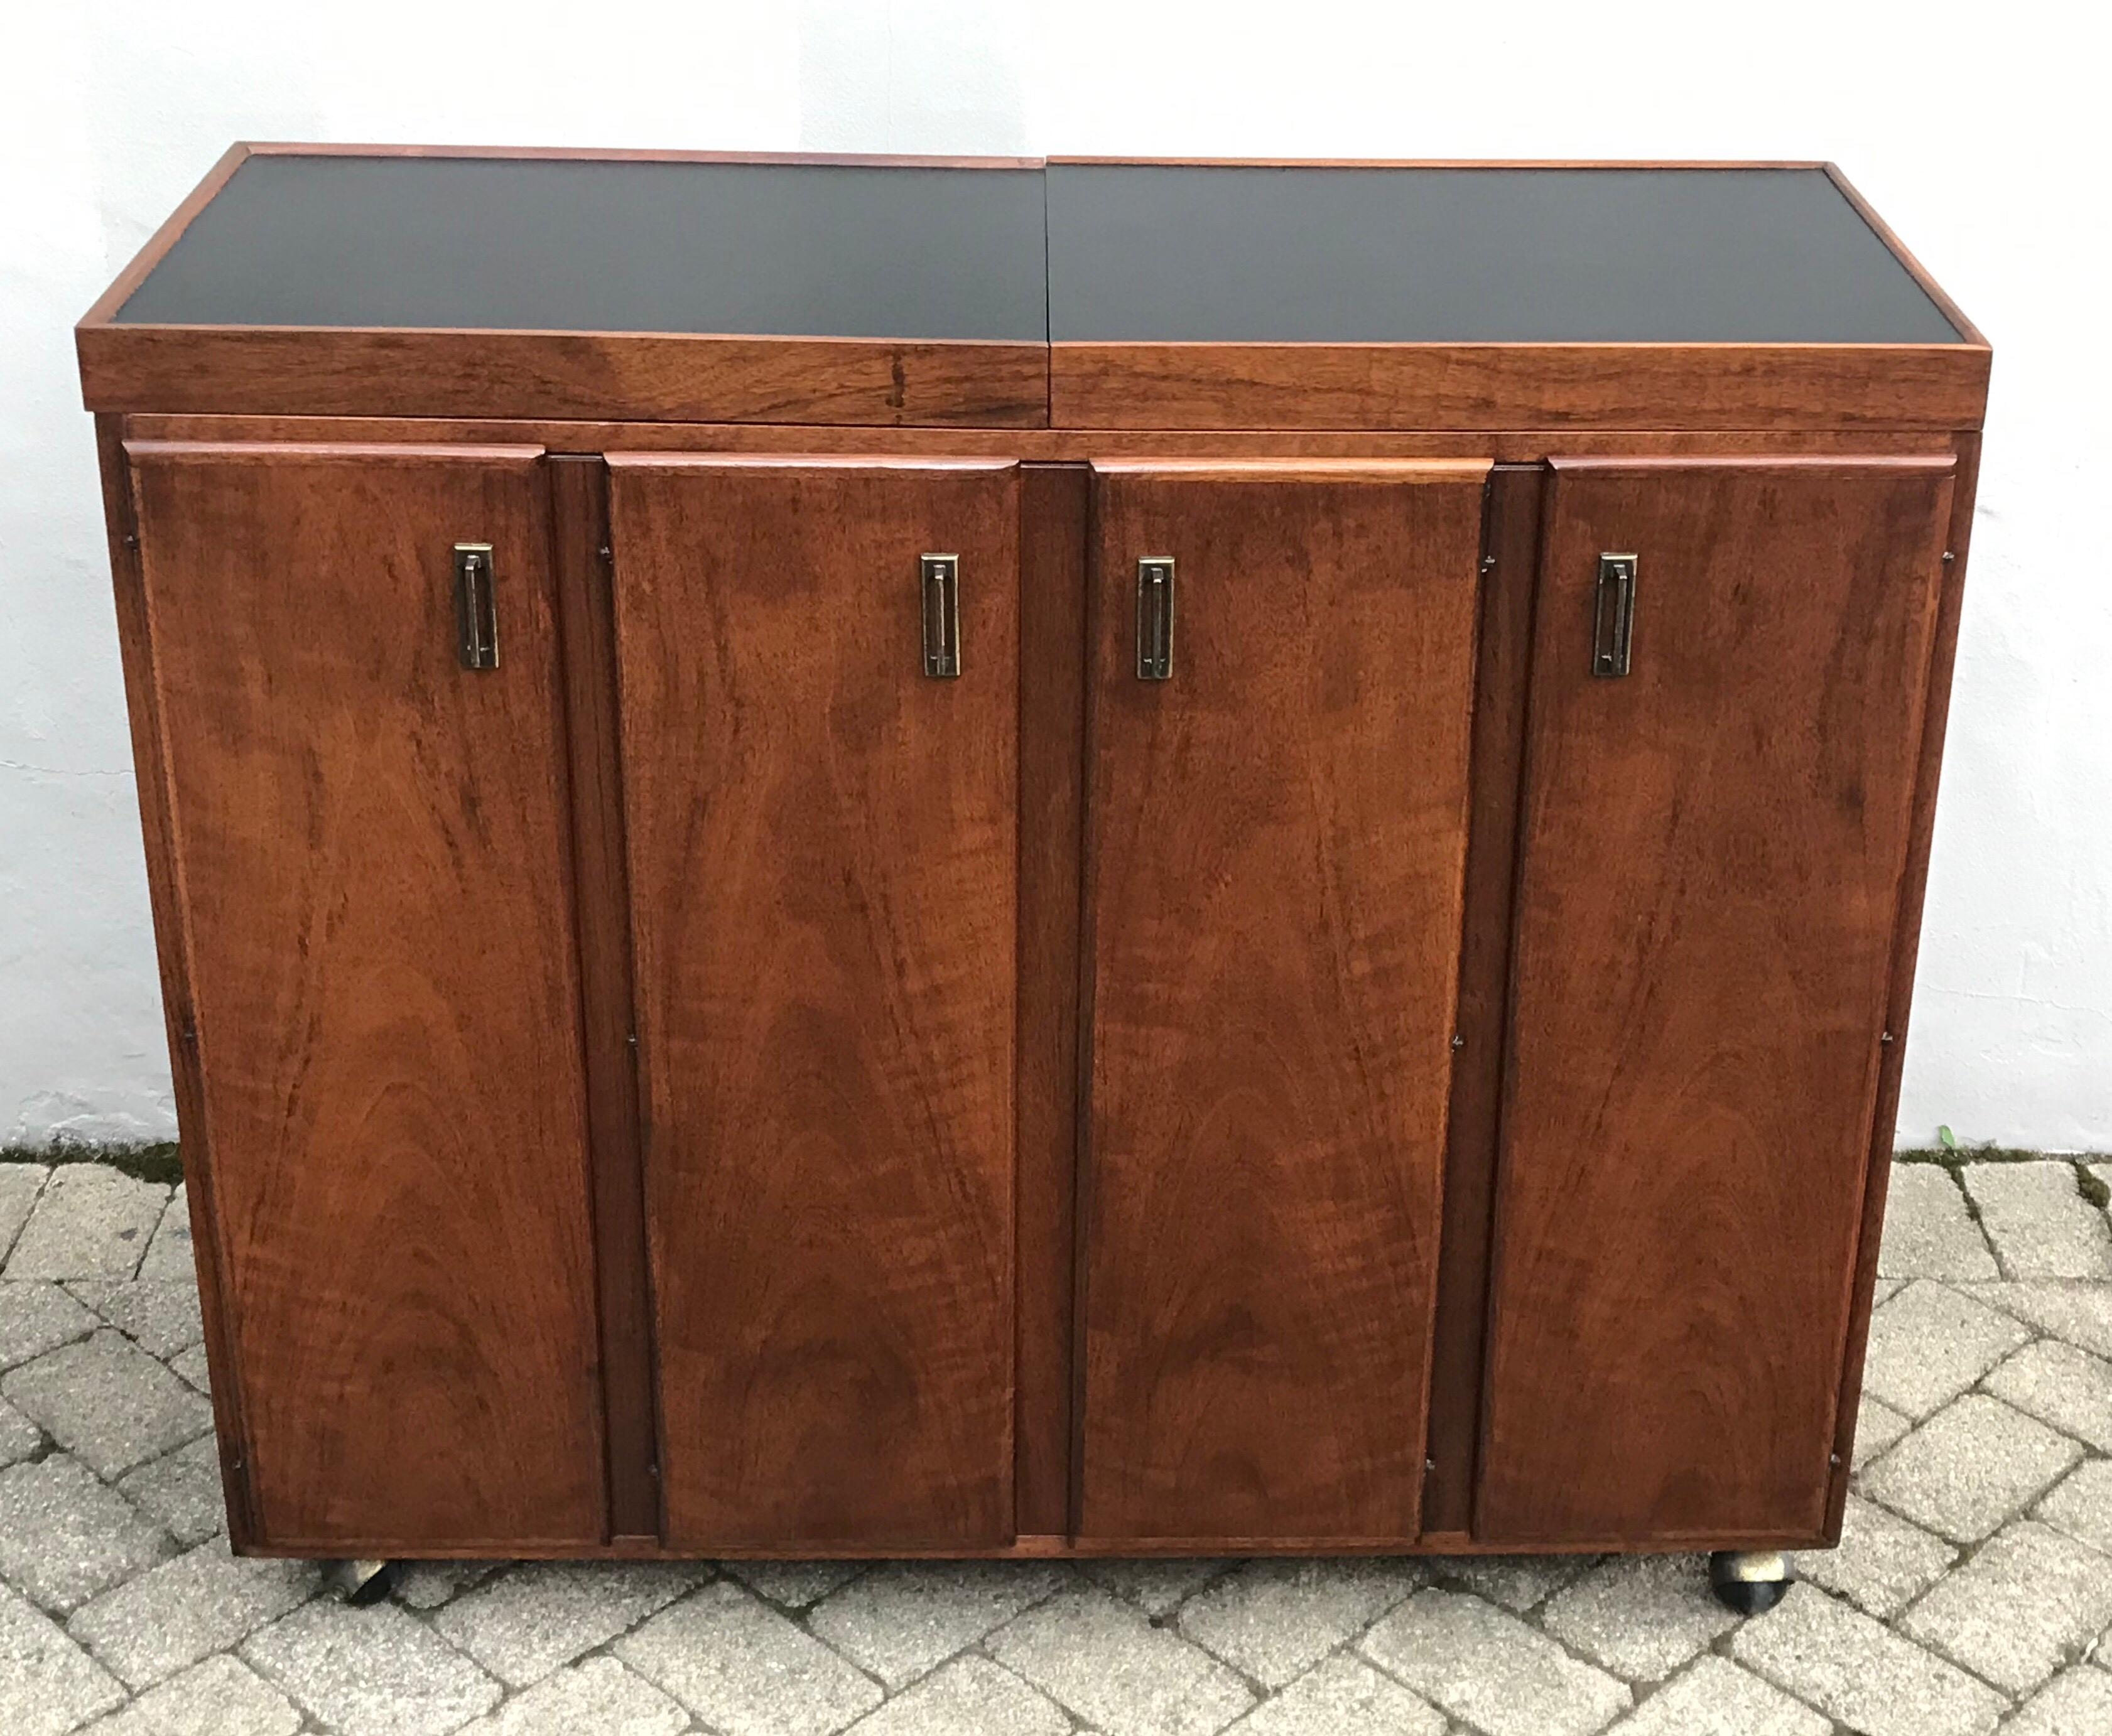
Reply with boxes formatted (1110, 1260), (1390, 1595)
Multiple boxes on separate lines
(1592, 553), (1637, 678)
(921, 553), (960, 678)
(1137, 556), (1174, 681)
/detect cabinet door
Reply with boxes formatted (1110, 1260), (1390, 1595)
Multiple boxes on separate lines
(608, 456), (1017, 1550)
(127, 441), (605, 1549)
(1080, 461), (1488, 1543)
(1479, 455), (1955, 1545)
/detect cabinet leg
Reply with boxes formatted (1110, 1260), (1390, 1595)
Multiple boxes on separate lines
(1708, 1550), (1792, 1615)
(326, 1558), (401, 1606)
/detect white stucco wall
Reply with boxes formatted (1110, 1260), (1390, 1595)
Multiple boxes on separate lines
(3, 1), (2108, 1148)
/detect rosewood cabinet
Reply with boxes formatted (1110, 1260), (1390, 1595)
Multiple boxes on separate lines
(608, 456), (1021, 1550)
(80, 149), (1988, 1587)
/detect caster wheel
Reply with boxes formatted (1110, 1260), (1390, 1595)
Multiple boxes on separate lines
(1709, 1550), (1792, 1616)
(327, 1558), (401, 1606)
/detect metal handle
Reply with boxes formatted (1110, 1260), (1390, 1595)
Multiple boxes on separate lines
(1592, 553), (1636, 678)
(455, 543), (498, 670)
(1137, 556), (1174, 681)
(921, 554), (960, 678)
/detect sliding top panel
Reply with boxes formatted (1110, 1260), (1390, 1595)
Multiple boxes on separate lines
(79, 149), (1050, 426)
(116, 154), (1048, 340)
(1044, 163), (1987, 431)
(1048, 164), (1963, 345)
(80, 149), (1988, 428)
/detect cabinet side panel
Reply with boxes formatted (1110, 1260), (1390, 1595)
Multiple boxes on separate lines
(1480, 455), (1953, 1545)
(1826, 431), (1983, 1534)
(610, 456), (1018, 1550)
(127, 441), (607, 1549)
(1080, 463), (1487, 1543)
(95, 416), (261, 1547)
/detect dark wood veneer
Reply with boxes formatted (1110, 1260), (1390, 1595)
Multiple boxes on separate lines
(85, 151), (1988, 1562)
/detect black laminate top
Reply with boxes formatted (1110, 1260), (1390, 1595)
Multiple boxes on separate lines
(115, 155), (1051, 342)
(1046, 164), (1963, 344)
(114, 154), (1966, 347)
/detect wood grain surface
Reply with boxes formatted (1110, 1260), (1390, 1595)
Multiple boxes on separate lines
(607, 455), (1019, 1549)
(113, 414), (1969, 462)
(1478, 455), (1955, 1545)
(1077, 460), (1488, 1541)
(1825, 431), (1983, 1534)
(547, 456), (661, 1543)
(79, 328), (1049, 428)
(1050, 342), (1989, 433)
(1014, 464), (1090, 1538)
(1420, 463), (1546, 1539)
(126, 440), (607, 1549)
(94, 416), (263, 1547)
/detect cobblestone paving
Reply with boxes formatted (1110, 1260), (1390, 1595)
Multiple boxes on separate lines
(3, 1155), (2109, 1734)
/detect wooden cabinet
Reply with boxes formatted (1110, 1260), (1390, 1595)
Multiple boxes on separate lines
(82, 149), (1988, 1572)
(1479, 456), (1956, 1545)
(1078, 463), (1485, 1543)
(605, 457), (1019, 1549)
(123, 441), (605, 1550)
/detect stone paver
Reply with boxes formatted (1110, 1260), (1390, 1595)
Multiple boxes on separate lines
(244, 1599), (501, 1736)
(1861, 1393), (2082, 1542)
(1986, 1336), (2112, 1450)
(721, 1557), (865, 1610)
(65, 1277), (204, 1361)
(1541, 1552), (1735, 1682)
(1965, 1162), (2112, 1278)
(845, 1655), (1071, 1736)
(1794, 1491), (1956, 1619)
(1227, 1652), (1446, 1736)
(3, 1151), (2111, 1736)
(2036, 1457), (2112, 1553)
(1855, 1392), (1915, 1469)
(1080, 1556), (1231, 1615)
(1439, 1551), (1591, 1612)
(0, 1453), (173, 1613)
(5, 1167), (167, 1281)
(84, 1652), (301, 1736)
(617, 1578), (885, 1736)
(0, 1395), (38, 1467)
(114, 1433), (226, 1547)
(68, 1536), (318, 1689)
(1605, 1654), (1830, 1735)
(453, 1654), (690, 1736)
(1, 1329), (211, 1477)
(0, 1163), (48, 1260)
(1900, 1520), (2112, 1696)
(135, 1183), (195, 1283)
(1362, 1587), (1631, 1736)
(0, 1577), (126, 1736)
(168, 1342), (210, 1393)
(1966, 1280), (2112, 1359)
(431, 1558), (700, 1688)
(1880, 1165), (2000, 1279)
(1730, 1584), (2006, 1736)
(1998, 1664), (2112, 1734)
(1177, 1556), (1421, 1687)
(988, 1585), (1256, 1736)
(0, 1279), (100, 1371)
(1861, 1280), (2031, 1418)
(393, 1559), (502, 1611)
(810, 1559), (1066, 1689)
